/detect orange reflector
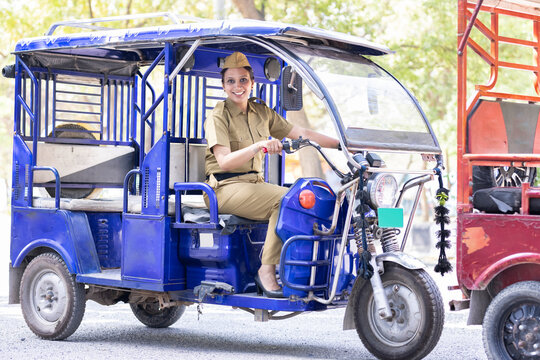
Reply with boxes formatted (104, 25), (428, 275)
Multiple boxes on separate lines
(299, 189), (316, 209)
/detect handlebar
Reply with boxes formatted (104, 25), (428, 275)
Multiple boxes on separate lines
(281, 137), (346, 179)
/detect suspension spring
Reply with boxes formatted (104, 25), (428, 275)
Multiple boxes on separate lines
(380, 228), (400, 253)
(354, 222), (376, 255)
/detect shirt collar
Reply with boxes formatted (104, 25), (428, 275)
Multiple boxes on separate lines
(225, 98), (259, 116)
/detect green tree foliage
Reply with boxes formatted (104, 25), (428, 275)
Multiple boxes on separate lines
(1, 0), (460, 182)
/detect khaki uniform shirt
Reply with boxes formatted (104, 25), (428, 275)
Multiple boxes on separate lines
(204, 98), (293, 177)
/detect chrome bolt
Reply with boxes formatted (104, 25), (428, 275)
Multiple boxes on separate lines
(397, 318), (405, 324)
(393, 285), (400, 293)
(379, 311), (387, 318)
(389, 302), (394, 308)
(399, 304), (405, 310)
(534, 343), (539, 350)
(519, 324), (527, 331)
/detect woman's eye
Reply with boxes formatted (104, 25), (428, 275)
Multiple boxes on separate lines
(227, 79), (235, 84)
(240, 78), (248, 83)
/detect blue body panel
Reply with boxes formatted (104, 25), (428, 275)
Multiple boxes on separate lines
(86, 213), (122, 268)
(11, 135), (32, 208)
(10, 207), (100, 274)
(178, 224), (266, 293)
(121, 214), (185, 290)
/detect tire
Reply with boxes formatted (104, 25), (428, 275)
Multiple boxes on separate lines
(473, 166), (536, 193)
(352, 262), (444, 360)
(130, 301), (185, 328)
(19, 253), (86, 340)
(482, 281), (540, 360)
(46, 124), (97, 199)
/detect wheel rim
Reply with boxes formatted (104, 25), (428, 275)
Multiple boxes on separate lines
(500, 301), (540, 359)
(367, 281), (422, 346)
(494, 166), (534, 187)
(30, 269), (68, 323)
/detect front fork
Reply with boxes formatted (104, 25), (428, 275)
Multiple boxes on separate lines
(369, 257), (393, 320)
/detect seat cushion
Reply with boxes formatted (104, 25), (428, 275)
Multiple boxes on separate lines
(473, 187), (540, 214)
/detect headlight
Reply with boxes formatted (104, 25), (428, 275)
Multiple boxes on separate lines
(367, 174), (398, 208)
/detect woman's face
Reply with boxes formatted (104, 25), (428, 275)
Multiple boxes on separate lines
(222, 67), (253, 109)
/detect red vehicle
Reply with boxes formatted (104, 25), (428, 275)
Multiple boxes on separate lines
(455, 1), (540, 359)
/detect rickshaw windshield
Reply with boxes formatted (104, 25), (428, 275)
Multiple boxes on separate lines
(290, 46), (440, 154)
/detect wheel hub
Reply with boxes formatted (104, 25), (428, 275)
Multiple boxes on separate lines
(504, 302), (540, 358)
(368, 282), (422, 346)
(32, 271), (67, 323)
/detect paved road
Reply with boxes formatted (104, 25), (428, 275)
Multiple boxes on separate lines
(0, 213), (487, 359)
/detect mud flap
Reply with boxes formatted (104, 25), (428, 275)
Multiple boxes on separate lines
(9, 262), (24, 304)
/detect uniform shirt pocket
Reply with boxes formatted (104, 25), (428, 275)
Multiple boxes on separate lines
(229, 130), (244, 151)
(256, 125), (270, 141)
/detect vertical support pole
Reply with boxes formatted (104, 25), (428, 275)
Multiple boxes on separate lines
(113, 80), (118, 141)
(202, 77), (207, 138)
(14, 57), (21, 134)
(52, 74), (57, 136)
(126, 80), (131, 142)
(194, 76), (199, 138)
(180, 75), (185, 138)
(131, 77), (138, 142)
(534, 20), (540, 95)
(120, 80), (124, 141)
(457, 0), (468, 212)
(100, 77), (104, 140)
(106, 78), (111, 141)
(44, 72), (49, 136)
(187, 75), (192, 139)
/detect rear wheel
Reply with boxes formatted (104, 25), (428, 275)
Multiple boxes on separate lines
(473, 166), (536, 193)
(483, 281), (540, 360)
(20, 253), (86, 340)
(130, 301), (185, 328)
(352, 263), (444, 360)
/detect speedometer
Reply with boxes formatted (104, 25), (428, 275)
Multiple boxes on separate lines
(367, 174), (398, 208)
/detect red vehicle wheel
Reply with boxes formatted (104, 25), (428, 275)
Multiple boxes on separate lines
(483, 281), (540, 360)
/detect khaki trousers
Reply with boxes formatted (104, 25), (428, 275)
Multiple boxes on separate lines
(205, 173), (288, 265)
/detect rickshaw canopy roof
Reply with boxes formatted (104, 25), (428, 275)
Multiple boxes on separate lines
(14, 19), (391, 57)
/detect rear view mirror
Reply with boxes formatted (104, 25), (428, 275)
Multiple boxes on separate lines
(281, 66), (303, 111)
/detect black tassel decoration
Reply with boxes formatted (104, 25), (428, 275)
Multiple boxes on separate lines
(434, 184), (453, 276)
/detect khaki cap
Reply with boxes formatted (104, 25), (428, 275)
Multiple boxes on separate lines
(223, 52), (251, 70)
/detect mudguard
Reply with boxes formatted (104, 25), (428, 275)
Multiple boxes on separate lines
(10, 207), (100, 274)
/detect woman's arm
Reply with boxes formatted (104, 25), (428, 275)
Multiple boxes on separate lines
(287, 125), (340, 149)
(212, 138), (283, 171)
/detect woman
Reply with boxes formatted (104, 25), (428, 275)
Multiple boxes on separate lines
(204, 52), (339, 298)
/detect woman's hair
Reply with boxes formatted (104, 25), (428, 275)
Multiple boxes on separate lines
(221, 66), (255, 83)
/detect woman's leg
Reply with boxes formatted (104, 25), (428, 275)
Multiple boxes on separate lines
(214, 180), (288, 291)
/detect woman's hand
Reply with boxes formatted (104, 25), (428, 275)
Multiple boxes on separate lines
(256, 139), (283, 155)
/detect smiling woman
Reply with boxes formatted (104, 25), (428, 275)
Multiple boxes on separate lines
(203, 52), (339, 297)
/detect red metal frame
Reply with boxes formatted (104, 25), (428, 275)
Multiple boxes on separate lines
(457, 0), (540, 292)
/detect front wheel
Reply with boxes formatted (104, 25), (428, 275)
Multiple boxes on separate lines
(352, 263), (444, 360)
(20, 253), (86, 340)
(130, 301), (185, 328)
(483, 281), (540, 360)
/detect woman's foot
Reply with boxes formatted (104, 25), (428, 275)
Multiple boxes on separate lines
(258, 264), (280, 291)
(254, 264), (284, 298)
